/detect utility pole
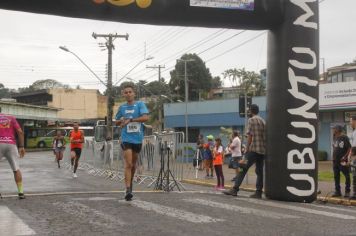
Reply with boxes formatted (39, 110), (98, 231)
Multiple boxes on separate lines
(177, 59), (194, 143)
(320, 57), (326, 81)
(146, 65), (165, 132)
(92, 32), (129, 138)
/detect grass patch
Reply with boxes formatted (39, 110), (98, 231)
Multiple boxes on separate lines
(318, 171), (345, 182)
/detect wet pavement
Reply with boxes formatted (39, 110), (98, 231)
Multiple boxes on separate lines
(1, 151), (356, 236)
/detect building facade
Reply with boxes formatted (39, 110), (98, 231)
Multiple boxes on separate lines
(164, 97), (266, 145)
(12, 88), (120, 123)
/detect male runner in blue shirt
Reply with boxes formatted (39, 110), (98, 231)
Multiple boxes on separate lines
(115, 83), (149, 201)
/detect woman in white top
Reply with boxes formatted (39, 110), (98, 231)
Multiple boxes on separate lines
(229, 130), (242, 180)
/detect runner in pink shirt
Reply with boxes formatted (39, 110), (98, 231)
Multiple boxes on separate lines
(0, 113), (26, 199)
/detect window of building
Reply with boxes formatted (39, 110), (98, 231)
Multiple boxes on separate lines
(337, 72), (343, 82)
(343, 71), (356, 82)
(331, 74), (338, 83)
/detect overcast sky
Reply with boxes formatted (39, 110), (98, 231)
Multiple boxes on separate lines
(0, 0), (355, 92)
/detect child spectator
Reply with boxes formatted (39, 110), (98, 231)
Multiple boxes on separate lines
(213, 137), (224, 190)
(203, 135), (214, 178)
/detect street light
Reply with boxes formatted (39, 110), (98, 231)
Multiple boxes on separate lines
(177, 58), (195, 143)
(59, 46), (106, 87)
(113, 56), (154, 86)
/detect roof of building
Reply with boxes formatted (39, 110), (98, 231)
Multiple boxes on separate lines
(328, 65), (356, 73)
(0, 100), (61, 111)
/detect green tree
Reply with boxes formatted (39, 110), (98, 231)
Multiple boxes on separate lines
(342, 58), (356, 66)
(145, 80), (170, 96)
(212, 76), (223, 89)
(0, 83), (11, 99)
(169, 54), (213, 101)
(17, 79), (70, 93)
(223, 68), (266, 96)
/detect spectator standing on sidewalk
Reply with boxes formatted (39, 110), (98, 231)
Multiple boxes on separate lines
(331, 125), (351, 198)
(349, 116), (356, 199)
(230, 130), (242, 182)
(196, 134), (204, 170)
(213, 137), (225, 190)
(224, 104), (266, 198)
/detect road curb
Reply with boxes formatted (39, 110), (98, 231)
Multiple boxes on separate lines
(182, 179), (356, 206)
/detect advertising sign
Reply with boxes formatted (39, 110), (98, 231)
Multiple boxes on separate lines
(319, 81), (356, 110)
(190, 0), (254, 10)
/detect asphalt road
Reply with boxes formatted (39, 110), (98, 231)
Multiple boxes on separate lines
(1, 152), (356, 236)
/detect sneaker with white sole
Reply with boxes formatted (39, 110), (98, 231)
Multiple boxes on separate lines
(73, 173), (78, 178)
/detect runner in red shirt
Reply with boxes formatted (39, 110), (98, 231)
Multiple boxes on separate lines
(69, 122), (84, 178)
(0, 113), (26, 199)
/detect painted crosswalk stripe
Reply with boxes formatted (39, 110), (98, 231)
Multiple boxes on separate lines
(53, 202), (125, 227)
(0, 206), (36, 235)
(307, 203), (356, 214)
(183, 198), (299, 219)
(236, 198), (356, 220)
(124, 200), (224, 223)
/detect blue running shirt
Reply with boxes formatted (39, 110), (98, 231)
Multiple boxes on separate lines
(115, 101), (149, 144)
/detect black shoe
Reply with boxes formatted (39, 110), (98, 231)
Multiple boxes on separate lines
(18, 193), (25, 200)
(223, 188), (238, 197)
(125, 190), (133, 201)
(344, 191), (350, 198)
(250, 192), (262, 199)
(331, 192), (342, 198)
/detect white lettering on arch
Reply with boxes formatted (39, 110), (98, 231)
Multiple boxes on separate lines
(290, 0), (318, 30)
(287, 122), (315, 144)
(289, 47), (317, 70)
(287, 67), (317, 119)
(287, 174), (315, 196)
(287, 148), (315, 170)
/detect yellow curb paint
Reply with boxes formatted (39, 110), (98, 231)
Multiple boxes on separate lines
(182, 179), (256, 192)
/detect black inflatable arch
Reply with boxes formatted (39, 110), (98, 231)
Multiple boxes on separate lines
(0, 0), (319, 202)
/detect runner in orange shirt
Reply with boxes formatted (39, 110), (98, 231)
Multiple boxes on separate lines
(69, 122), (84, 178)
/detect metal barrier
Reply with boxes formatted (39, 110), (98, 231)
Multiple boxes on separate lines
(63, 129), (186, 190)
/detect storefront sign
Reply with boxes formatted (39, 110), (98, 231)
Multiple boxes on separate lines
(319, 81), (356, 110)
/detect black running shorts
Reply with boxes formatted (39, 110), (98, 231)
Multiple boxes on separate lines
(121, 142), (142, 153)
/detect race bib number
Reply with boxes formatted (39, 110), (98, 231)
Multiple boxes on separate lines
(127, 122), (141, 133)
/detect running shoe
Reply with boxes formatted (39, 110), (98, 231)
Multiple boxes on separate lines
(125, 190), (133, 201)
(18, 193), (26, 200)
(73, 173), (78, 178)
(218, 186), (225, 191)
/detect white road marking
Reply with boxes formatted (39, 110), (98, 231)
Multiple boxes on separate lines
(122, 200), (224, 223)
(0, 206), (36, 236)
(183, 198), (299, 219)
(236, 198), (356, 220)
(307, 203), (356, 214)
(53, 201), (125, 227)
(71, 197), (117, 201)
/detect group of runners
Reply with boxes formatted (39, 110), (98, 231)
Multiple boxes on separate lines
(0, 83), (149, 201)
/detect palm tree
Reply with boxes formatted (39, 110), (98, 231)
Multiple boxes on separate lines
(223, 68), (265, 96)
